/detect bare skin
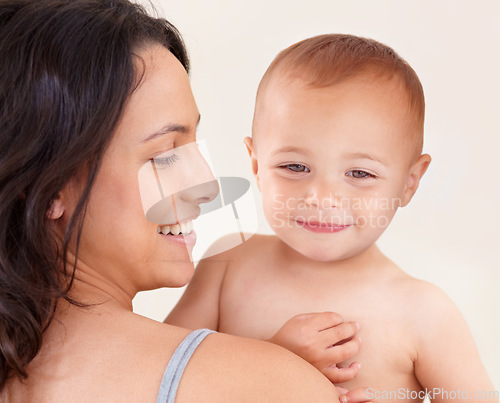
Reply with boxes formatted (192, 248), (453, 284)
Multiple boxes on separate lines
(167, 75), (496, 402)
(4, 272), (338, 402)
(168, 233), (496, 402)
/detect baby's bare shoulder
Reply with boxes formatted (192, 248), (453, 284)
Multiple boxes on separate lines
(389, 273), (460, 324)
(205, 233), (279, 263)
(396, 275), (453, 304)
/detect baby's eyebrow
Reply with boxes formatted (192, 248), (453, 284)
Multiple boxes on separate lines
(272, 146), (310, 156)
(347, 152), (385, 165)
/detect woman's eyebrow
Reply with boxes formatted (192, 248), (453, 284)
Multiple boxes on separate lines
(142, 114), (201, 143)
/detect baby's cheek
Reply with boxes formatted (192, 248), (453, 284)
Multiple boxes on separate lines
(267, 197), (288, 227)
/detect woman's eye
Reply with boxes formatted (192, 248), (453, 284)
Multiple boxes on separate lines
(282, 164), (310, 173)
(346, 170), (376, 179)
(153, 153), (179, 167)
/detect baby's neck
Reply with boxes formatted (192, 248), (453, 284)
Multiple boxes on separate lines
(277, 241), (387, 278)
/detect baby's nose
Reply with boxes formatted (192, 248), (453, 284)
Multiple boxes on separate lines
(304, 177), (345, 209)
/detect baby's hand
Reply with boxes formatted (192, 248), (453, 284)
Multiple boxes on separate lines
(337, 387), (377, 403)
(267, 312), (362, 384)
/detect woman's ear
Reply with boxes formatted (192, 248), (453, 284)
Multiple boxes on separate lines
(401, 153), (431, 207)
(47, 195), (65, 220)
(243, 136), (260, 191)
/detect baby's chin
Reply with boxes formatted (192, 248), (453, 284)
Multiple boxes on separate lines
(279, 236), (355, 263)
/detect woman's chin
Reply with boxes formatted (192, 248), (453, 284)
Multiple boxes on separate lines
(139, 260), (194, 291)
(164, 261), (195, 288)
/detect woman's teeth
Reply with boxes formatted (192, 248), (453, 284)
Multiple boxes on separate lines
(157, 220), (193, 236)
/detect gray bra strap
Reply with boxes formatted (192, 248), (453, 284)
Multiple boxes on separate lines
(157, 328), (215, 403)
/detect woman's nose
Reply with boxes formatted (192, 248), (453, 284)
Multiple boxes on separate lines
(178, 179), (219, 206)
(178, 146), (219, 206)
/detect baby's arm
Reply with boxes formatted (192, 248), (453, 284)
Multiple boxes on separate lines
(414, 283), (497, 402)
(166, 233), (250, 329)
(165, 254), (227, 330)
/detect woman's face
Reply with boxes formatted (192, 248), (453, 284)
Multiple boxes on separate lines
(61, 44), (214, 296)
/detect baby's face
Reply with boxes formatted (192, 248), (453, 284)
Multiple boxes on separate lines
(249, 75), (429, 262)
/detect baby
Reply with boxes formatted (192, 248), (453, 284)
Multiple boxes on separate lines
(167, 34), (496, 401)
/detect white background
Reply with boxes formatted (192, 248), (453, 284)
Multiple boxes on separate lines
(132, 0), (500, 389)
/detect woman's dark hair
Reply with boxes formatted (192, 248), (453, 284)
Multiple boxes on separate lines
(0, 0), (189, 388)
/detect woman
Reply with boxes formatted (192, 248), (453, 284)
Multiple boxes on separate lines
(0, 0), (340, 400)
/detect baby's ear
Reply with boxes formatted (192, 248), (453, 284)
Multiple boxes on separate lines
(243, 137), (260, 191)
(401, 153), (431, 207)
(47, 195), (65, 220)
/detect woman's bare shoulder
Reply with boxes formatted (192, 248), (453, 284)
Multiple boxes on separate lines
(4, 312), (337, 402)
(176, 331), (339, 402)
(97, 316), (338, 402)
(1, 313), (191, 402)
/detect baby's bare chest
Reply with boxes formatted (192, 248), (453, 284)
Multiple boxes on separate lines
(218, 260), (422, 396)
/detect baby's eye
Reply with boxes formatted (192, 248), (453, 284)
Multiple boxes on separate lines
(346, 170), (376, 179)
(281, 164), (310, 173)
(153, 153), (179, 167)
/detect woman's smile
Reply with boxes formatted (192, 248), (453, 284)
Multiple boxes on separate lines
(157, 218), (197, 247)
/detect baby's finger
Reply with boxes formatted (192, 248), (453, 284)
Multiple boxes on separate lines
(319, 321), (360, 347)
(325, 336), (361, 364)
(336, 386), (349, 395)
(303, 311), (344, 331)
(323, 362), (361, 384)
(340, 387), (376, 403)
(312, 337), (360, 369)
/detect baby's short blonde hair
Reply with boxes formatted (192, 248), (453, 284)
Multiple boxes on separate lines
(254, 34), (425, 153)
